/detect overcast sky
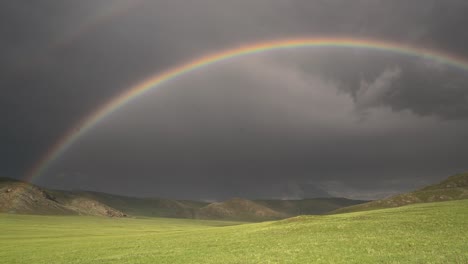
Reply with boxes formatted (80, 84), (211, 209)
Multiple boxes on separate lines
(2, 0), (468, 200)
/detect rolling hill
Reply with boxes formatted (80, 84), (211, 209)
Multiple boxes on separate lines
(332, 172), (468, 214)
(0, 177), (125, 217)
(54, 190), (208, 219)
(0, 177), (366, 221)
(197, 198), (288, 221)
(256, 197), (366, 215)
(2, 199), (467, 263)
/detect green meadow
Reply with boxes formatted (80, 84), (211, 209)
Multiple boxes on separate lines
(1, 200), (468, 264)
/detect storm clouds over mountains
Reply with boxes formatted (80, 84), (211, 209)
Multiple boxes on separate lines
(1, 1), (468, 199)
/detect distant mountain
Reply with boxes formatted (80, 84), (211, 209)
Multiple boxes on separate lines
(255, 197), (368, 215)
(4, 172), (467, 220)
(197, 198), (288, 221)
(331, 172), (468, 214)
(0, 177), (367, 221)
(52, 190), (208, 219)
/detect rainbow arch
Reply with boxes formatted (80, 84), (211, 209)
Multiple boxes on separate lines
(25, 36), (468, 182)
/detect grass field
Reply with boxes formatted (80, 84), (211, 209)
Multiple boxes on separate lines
(1, 200), (468, 263)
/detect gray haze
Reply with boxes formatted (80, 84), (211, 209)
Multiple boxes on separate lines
(1, 0), (468, 200)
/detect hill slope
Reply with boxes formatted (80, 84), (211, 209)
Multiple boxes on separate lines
(0, 177), (75, 215)
(256, 197), (367, 215)
(0, 178), (124, 217)
(2, 199), (467, 263)
(1, 177), (366, 220)
(197, 198), (288, 221)
(332, 172), (468, 214)
(59, 191), (207, 218)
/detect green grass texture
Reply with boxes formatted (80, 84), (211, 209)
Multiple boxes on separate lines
(1, 199), (467, 263)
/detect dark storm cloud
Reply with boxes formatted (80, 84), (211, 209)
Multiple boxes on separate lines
(294, 50), (468, 119)
(2, 1), (468, 199)
(40, 55), (468, 199)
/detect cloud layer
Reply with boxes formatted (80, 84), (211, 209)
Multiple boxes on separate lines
(2, 0), (468, 199)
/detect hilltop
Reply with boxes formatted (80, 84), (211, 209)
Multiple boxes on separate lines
(332, 172), (468, 214)
(0, 177), (366, 221)
(197, 198), (288, 221)
(0, 177), (125, 217)
(54, 190), (207, 219)
(9, 171), (468, 221)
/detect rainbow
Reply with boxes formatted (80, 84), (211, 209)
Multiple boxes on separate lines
(25, 37), (468, 182)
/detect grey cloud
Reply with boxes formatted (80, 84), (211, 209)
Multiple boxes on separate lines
(2, 0), (468, 199)
(356, 67), (402, 109)
(281, 50), (468, 120)
(35, 55), (468, 199)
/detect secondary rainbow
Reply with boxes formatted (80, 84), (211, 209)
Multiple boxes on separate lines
(25, 36), (468, 182)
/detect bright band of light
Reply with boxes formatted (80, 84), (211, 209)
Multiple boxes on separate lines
(25, 37), (468, 182)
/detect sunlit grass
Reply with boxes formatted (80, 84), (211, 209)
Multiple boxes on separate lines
(1, 200), (468, 263)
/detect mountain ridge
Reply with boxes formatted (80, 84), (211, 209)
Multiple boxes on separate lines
(0, 178), (366, 221)
(5, 172), (467, 220)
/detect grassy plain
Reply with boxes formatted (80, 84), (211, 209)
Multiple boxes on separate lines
(1, 200), (468, 263)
